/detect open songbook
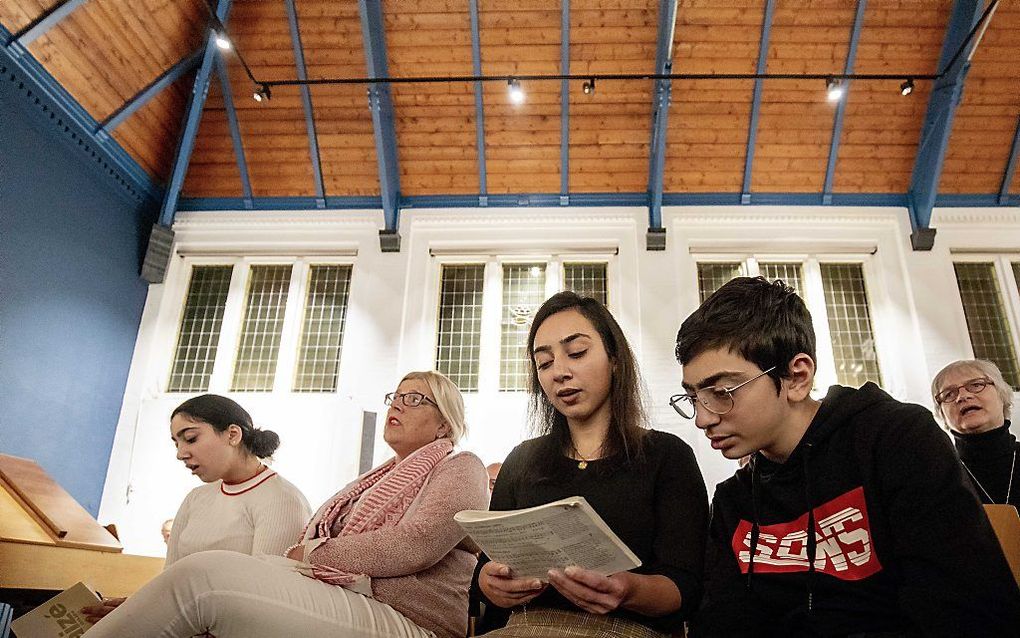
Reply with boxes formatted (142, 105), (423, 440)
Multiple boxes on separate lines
(455, 496), (641, 580)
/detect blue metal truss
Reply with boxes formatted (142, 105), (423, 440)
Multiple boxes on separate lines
(741, 0), (776, 204)
(468, 0), (488, 206)
(215, 52), (253, 208)
(560, 0), (570, 206)
(0, 22), (159, 205)
(999, 114), (1020, 205)
(907, 0), (985, 250)
(285, 0), (326, 208)
(822, 0), (867, 204)
(98, 48), (203, 135)
(157, 0), (233, 228)
(646, 0), (679, 247)
(184, 191), (990, 212)
(6, 0), (89, 52)
(358, 0), (401, 251)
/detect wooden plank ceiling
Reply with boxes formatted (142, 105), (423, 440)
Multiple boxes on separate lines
(2, 0), (1018, 203)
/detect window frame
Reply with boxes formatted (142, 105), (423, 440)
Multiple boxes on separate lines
(161, 255), (357, 395)
(950, 253), (1020, 387)
(429, 252), (616, 395)
(690, 252), (888, 392)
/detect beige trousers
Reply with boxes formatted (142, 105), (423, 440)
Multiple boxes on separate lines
(85, 550), (435, 638)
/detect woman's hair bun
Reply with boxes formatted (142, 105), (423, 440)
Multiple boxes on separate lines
(248, 428), (280, 458)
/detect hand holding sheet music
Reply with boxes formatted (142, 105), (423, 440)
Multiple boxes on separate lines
(455, 496), (640, 580)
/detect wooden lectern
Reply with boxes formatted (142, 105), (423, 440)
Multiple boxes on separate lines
(0, 454), (163, 601)
(985, 504), (1020, 588)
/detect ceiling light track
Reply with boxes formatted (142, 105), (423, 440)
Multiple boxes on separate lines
(212, 0), (997, 105)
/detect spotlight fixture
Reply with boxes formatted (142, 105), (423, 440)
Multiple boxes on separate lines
(507, 78), (525, 104)
(899, 78), (914, 96)
(253, 84), (271, 102)
(826, 78), (844, 102)
(582, 78), (596, 95)
(214, 31), (232, 50)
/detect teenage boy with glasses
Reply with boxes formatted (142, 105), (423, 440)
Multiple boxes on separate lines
(675, 276), (1020, 637)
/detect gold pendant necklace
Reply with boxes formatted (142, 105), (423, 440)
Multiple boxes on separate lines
(571, 441), (601, 470)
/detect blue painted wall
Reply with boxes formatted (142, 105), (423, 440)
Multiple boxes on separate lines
(0, 73), (155, 516)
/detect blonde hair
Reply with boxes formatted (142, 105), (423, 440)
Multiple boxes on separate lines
(400, 370), (467, 445)
(931, 359), (1013, 422)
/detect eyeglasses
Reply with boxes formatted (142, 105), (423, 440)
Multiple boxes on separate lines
(669, 366), (777, 419)
(935, 378), (993, 405)
(384, 391), (439, 408)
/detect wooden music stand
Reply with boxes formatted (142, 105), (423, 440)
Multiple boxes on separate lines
(984, 504), (1020, 587)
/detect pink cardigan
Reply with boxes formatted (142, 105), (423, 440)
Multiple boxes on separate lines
(306, 451), (488, 638)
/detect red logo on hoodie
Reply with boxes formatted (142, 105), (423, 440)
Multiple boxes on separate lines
(731, 486), (882, 580)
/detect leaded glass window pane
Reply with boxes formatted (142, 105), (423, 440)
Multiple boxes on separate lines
(760, 262), (803, 296)
(293, 265), (353, 393)
(500, 264), (546, 391)
(436, 264), (485, 392)
(954, 262), (1020, 389)
(168, 266), (233, 392)
(564, 263), (608, 305)
(231, 265), (292, 392)
(697, 263), (743, 303)
(821, 263), (882, 387)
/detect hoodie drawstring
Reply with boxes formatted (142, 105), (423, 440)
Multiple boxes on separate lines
(747, 454), (761, 591)
(803, 442), (816, 613)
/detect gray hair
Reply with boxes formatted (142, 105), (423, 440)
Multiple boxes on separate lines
(400, 370), (467, 445)
(931, 359), (1013, 422)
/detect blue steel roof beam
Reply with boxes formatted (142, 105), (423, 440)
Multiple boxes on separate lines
(469, 0), (488, 206)
(158, 0), (233, 228)
(215, 52), (253, 208)
(646, 0), (678, 247)
(907, 0), (987, 250)
(998, 114), (1020, 205)
(0, 22), (160, 204)
(358, 0), (402, 251)
(98, 48), (203, 135)
(285, 0), (326, 208)
(559, 0), (570, 206)
(740, 0), (776, 204)
(822, 0), (867, 205)
(7, 0), (89, 54)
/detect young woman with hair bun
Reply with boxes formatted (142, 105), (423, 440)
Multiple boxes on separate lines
(82, 394), (311, 622)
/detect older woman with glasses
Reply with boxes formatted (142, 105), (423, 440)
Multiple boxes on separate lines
(932, 359), (1019, 511)
(87, 370), (489, 638)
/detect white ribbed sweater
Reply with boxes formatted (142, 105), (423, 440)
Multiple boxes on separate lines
(165, 468), (311, 567)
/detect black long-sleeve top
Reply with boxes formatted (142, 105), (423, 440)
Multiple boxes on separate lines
(475, 429), (709, 634)
(953, 420), (1020, 510)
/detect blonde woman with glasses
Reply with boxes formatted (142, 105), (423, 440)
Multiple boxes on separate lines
(932, 359), (1019, 511)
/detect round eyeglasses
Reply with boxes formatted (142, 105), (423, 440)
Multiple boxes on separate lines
(669, 366), (777, 419)
(384, 391), (439, 408)
(935, 378), (993, 405)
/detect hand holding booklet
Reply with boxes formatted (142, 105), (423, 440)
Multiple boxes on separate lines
(454, 496), (641, 580)
(10, 581), (99, 638)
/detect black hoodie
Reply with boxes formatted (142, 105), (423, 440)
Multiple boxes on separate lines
(690, 383), (1020, 637)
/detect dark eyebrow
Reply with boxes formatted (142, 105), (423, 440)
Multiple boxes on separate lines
(532, 332), (591, 356)
(171, 426), (197, 442)
(682, 370), (746, 392)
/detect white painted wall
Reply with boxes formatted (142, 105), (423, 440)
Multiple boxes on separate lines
(99, 205), (1020, 556)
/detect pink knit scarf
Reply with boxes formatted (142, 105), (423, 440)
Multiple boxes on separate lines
(293, 438), (454, 587)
